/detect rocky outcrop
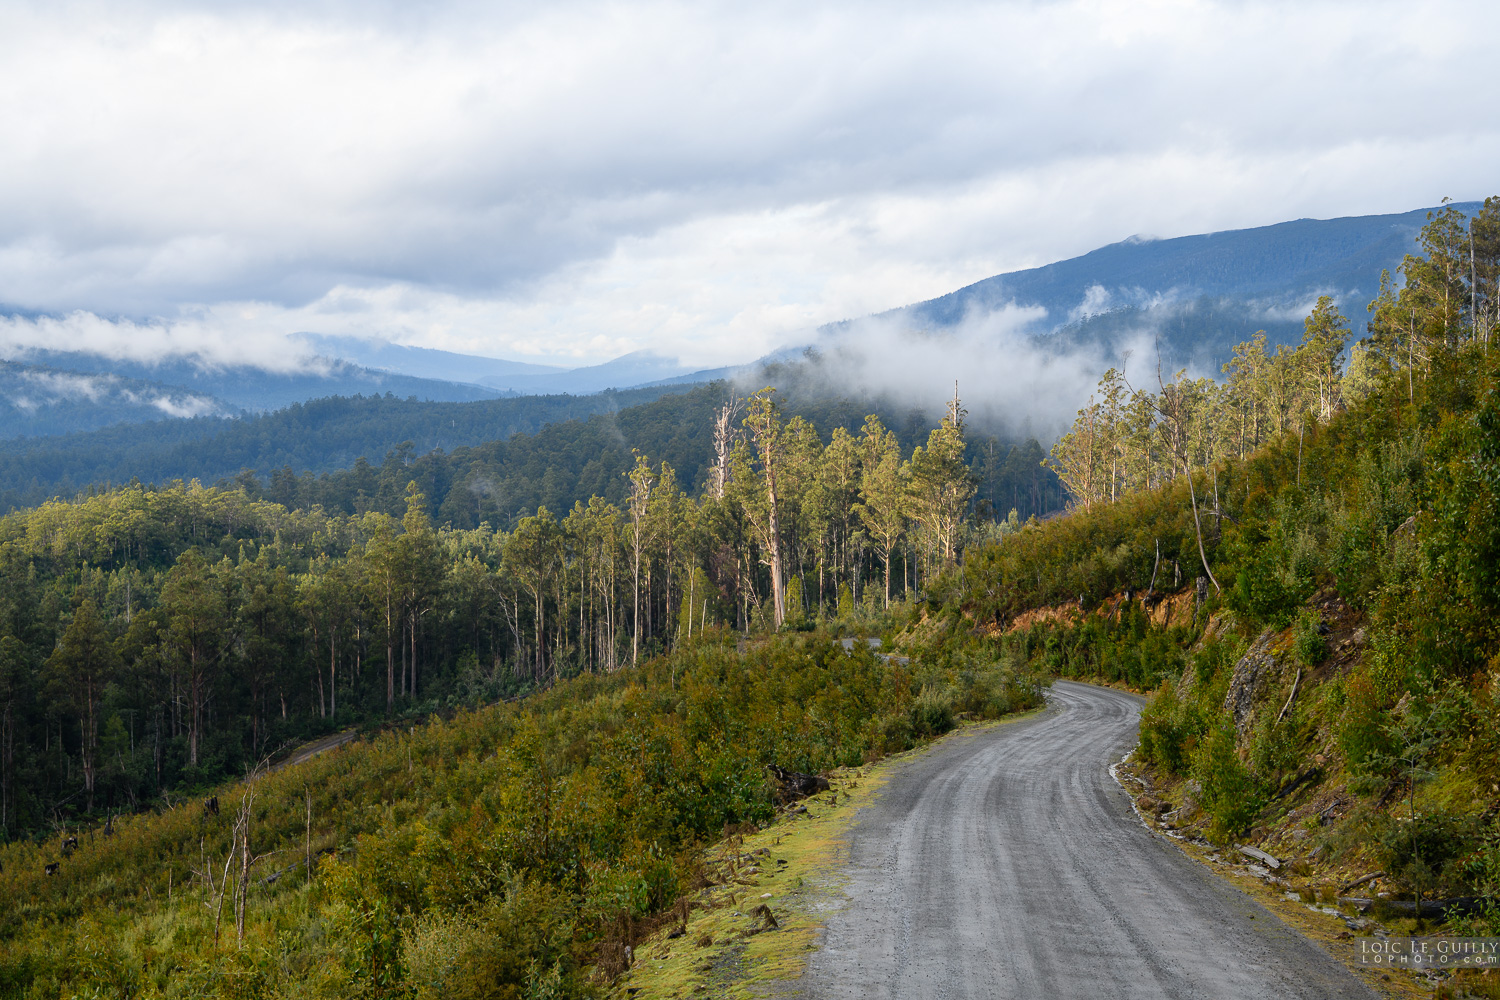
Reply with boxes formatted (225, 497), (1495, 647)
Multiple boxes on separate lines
(1224, 628), (1280, 736)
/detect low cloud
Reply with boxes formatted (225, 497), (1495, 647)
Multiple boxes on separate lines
(0, 311), (327, 373)
(0, 2), (1496, 371)
(754, 303), (1160, 442)
(147, 394), (223, 419)
(17, 369), (115, 402)
(1069, 284), (1113, 322)
(2, 357), (236, 421)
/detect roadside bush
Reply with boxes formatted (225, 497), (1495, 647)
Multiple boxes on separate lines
(1248, 710), (1301, 782)
(877, 713), (915, 753)
(907, 686), (955, 740)
(1338, 670), (1394, 775)
(1191, 722), (1261, 843)
(1373, 809), (1479, 904)
(1138, 680), (1191, 773)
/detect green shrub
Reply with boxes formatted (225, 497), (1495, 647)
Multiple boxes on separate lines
(1292, 611), (1328, 666)
(1248, 710), (1301, 782)
(1338, 670), (1394, 775)
(1138, 681), (1190, 773)
(1374, 809), (1479, 904)
(907, 686), (955, 739)
(1190, 722), (1261, 844)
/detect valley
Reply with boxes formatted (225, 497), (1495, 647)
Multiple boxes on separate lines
(0, 198), (1496, 999)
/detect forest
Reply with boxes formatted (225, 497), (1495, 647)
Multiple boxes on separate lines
(0, 196), (1497, 998)
(0, 369), (1063, 527)
(0, 377), (1037, 839)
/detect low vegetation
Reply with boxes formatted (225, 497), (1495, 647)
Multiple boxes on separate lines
(0, 626), (1044, 998)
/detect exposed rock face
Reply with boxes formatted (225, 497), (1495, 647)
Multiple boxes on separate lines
(1224, 628), (1279, 736)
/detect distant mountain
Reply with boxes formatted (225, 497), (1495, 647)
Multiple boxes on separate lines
(0, 383), (700, 510)
(0, 359), (239, 439)
(297, 334), (566, 385)
(0, 349), (508, 423)
(835, 202), (1481, 369)
(3, 203), (1471, 441)
(294, 340), (755, 396)
(472, 350), (738, 394)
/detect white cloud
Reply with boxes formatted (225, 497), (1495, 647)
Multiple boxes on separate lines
(17, 369), (114, 402)
(148, 394), (222, 419)
(0, 0), (1496, 369)
(790, 302), (1116, 440)
(1069, 285), (1113, 323)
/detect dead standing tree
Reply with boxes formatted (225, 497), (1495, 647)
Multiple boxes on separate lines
(710, 395), (742, 501)
(744, 390), (788, 629)
(1149, 361), (1222, 595)
(192, 760), (279, 949)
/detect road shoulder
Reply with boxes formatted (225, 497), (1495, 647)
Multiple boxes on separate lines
(1114, 749), (1431, 1000)
(620, 710), (1047, 999)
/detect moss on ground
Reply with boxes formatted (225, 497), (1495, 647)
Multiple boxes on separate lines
(622, 712), (1041, 999)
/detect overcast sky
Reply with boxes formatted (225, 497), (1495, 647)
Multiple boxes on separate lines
(1, 0), (1497, 371)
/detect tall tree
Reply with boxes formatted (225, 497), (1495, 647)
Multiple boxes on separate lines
(1300, 295), (1350, 422)
(908, 390), (976, 569)
(505, 507), (562, 680)
(854, 418), (908, 607)
(743, 390), (788, 628)
(626, 453), (657, 664)
(159, 553), (224, 769)
(398, 485), (443, 699)
(361, 513), (403, 714)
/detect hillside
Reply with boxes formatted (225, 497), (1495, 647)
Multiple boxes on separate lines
(936, 199), (1500, 990)
(0, 371), (1065, 526)
(0, 198), (1494, 998)
(0, 359), (239, 438)
(839, 201), (1484, 371)
(0, 383), (698, 513)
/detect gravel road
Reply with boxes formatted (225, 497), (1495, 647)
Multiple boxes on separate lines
(796, 680), (1374, 999)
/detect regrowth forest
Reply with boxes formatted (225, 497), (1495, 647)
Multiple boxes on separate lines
(0, 385), (1006, 838)
(2, 197), (1499, 999)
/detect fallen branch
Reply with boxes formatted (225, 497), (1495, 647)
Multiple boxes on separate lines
(1235, 845), (1281, 869)
(1339, 871), (1385, 893)
(1277, 668), (1301, 724)
(1272, 767), (1322, 802)
(1339, 895), (1485, 919)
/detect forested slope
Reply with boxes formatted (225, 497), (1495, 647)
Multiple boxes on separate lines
(0, 384), (695, 512)
(945, 199), (1500, 986)
(3, 198), (1492, 999)
(0, 370), (1064, 525)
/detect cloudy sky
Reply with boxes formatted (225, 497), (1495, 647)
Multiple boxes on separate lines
(1, 0), (1497, 371)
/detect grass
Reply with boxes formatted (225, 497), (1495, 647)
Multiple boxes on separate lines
(622, 710), (1044, 999)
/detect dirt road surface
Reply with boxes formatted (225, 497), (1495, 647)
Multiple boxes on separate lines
(796, 680), (1374, 999)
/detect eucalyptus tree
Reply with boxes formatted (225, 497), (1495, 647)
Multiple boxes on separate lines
(45, 597), (117, 810)
(158, 551), (225, 768)
(626, 453), (657, 664)
(807, 424), (862, 606)
(743, 390), (788, 628)
(1300, 296), (1350, 423)
(505, 507), (563, 680)
(854, 419), (908, 606)
(361, 511), (404, 714)
(907, 394), (976, 570)
(397, 486), (444, 699)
